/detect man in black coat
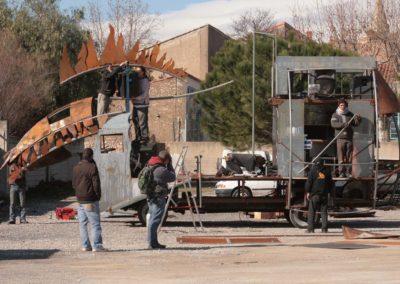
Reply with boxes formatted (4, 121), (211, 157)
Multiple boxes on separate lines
(305, 159), (334, 233)
(97, 61), (127, 115)
(72, 148), (106, 252)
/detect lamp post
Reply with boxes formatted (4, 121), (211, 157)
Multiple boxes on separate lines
(251, 31), (277, 155)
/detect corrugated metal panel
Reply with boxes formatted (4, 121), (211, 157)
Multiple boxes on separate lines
(276, 100), (305, 177)
(94, 113), (142, 212)
(350, 101), (375, 177)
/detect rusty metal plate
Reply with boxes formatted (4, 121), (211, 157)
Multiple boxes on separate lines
(86, 35), (99, 69)
(126, 40), (139, 63)
(376, 70), (400, 115)
(100, 24), (117, 65)
(59, 25), (187, 84)
(74, 43), (88, 74)
(115, 33), (126, 63)
(70, 97), (93, 121)
(176, 236), (281, 244)
(150, 43), (160, 65)
(59, 46), (76, 83)
(15, 117), (51, 153)
(342, 226), (400, 239)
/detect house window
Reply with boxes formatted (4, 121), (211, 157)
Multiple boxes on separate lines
(390, 113), (400, 141)
(100, 134), (124, 153)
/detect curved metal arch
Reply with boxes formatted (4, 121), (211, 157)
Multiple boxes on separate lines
(60, 63), (187, 85)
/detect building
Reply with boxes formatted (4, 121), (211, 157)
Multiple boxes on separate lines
(148, 24), (230, 143)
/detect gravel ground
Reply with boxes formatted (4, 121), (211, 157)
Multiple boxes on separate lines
(1, 196), (400, 283)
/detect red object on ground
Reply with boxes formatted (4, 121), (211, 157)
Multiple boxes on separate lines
(55, 207), (77, 220)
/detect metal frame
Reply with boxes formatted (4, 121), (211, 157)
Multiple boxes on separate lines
(284, 65), (379, 210)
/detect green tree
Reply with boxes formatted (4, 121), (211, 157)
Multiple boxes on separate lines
(196, 34), (349, 150)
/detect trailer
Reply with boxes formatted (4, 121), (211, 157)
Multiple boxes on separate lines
(2, 26), (400, 228)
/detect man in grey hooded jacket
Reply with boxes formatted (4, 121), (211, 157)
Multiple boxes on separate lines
(330, 99), (361, 177)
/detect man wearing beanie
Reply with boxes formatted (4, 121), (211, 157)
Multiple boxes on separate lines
(146, 150), (176, 249)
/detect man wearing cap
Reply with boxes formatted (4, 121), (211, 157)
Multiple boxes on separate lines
(146, 150), (176, 249)
(305, 159), (333, 233)
(330, 99), (361, 177)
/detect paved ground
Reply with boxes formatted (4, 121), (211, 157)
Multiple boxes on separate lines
(0, 196), (400, 283)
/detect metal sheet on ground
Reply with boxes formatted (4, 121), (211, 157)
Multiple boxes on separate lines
(177, 236), (281, 244)
(300, 242), (383, 250)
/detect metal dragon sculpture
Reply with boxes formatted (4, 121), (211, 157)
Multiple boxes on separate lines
(2, 25), (188, 181)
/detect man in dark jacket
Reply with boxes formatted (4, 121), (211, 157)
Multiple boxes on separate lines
(146, 150), (176, 249)
(72, 148), (106, 252)
(305, 159), (333, 233)
(8, 166), (27, 224)
(330, 99), (361, 177)
(97, 61), (127, 115)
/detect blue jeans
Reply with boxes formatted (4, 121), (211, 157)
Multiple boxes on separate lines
(147, 196), (166, 247)
(77, 201), (103, 249)
(9, 184), (27, 221)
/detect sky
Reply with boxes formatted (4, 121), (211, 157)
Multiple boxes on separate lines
(60, 0), (298, 40)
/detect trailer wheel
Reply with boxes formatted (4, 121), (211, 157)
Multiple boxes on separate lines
(231, 187), (253, 198)
(289, 209), (320, 229)
(137, 201), (168, 226)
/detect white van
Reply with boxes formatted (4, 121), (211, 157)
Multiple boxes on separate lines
(214, 149), (277, 197)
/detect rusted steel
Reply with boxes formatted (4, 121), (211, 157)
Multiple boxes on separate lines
(75, 42), (88, 74)
(59, 46), (76, 83)
(59, 25), (187, 84)
(342, 225), (400, 239)
(126, 40), (139, 62)
(376, 70), (400, 115)
(1, 97), (123, 180)
(176, 235), (281, 244)
(86, 35), (99, 69)
(100, 24), (118, 65)
(115, 33), (126, 63)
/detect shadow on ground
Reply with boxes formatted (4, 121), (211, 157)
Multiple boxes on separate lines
(0, 249), (59, 260)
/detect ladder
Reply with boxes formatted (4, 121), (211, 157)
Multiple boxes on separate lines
(158, 146), (204, 232)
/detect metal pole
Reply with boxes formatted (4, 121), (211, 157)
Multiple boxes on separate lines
(287, 70), (292, 209)
(124, 67), (131, 113)
(372, 70), (379, 209)
(199, 155), (203, 208)
(252, 31), (256, 155)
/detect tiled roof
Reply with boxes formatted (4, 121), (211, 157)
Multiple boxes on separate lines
(378, 61), (398, 85)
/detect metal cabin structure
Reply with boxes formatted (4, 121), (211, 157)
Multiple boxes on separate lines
(269, 56), (399, 226)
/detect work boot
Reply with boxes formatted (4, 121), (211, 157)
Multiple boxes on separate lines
(148, 243), (167, 249)
(8, 220), (15, 225)
(93, 246), (108, 252)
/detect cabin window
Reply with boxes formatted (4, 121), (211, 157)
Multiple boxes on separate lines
(100, 134), (124, 153)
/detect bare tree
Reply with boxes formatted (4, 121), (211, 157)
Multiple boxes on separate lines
(86, 0), (106, 51)
(291, 0), (400, 69)
(0, 29), (52, 136)
(85, 0), (162, 51)
(230, 8), (274, 39)
(291, 0), (370, 50)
